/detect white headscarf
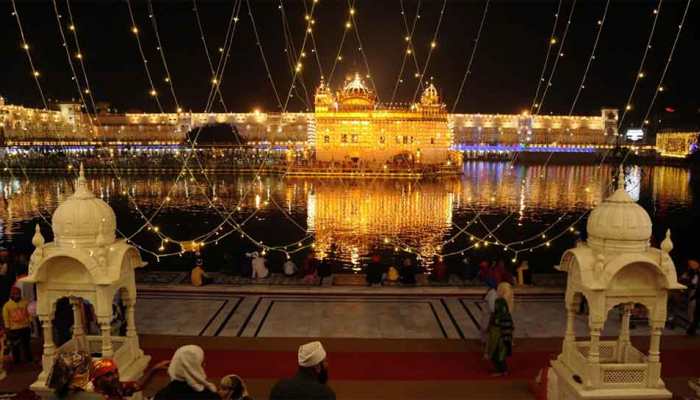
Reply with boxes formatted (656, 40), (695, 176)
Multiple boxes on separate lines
(167, 345), (216, 392)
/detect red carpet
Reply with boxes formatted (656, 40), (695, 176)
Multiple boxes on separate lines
(144, 348), (699, 381)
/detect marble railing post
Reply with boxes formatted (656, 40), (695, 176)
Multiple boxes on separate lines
(98, 318), (113, 358)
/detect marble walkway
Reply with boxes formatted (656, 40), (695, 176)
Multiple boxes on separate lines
(135, 291), (689, 339)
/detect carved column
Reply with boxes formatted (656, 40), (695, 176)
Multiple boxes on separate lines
(586, 326), (602, 389)
(618, 303), (632, 361)
(98, 318), (113, 358)
(38, 316), (56, 381)
(69, 297), (85, 338)
(648, 321), (664, 387)
(564, 300), (577, 349)
(125, 297), (137, 339)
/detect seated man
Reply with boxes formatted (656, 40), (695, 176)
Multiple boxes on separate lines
(270, 341), (335, 400)
(366, 255), (385, 286)
(92, 358), (169, 400)
(191, 259), (213, 287)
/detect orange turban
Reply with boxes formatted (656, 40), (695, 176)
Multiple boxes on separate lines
(92, 359), (118, 380)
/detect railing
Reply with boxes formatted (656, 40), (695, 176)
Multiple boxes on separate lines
(600, 363), (648, 387)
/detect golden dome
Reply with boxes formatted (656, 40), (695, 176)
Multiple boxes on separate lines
(338, 73), (375, 108)
(420, 83), (440, 106)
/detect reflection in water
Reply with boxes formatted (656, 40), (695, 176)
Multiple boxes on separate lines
(0, 162), (693, 269)
(307, 180), (454, 265)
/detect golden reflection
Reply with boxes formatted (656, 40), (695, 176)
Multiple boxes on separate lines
(0, 164), (693, 254)
(305, 179), (454, 262)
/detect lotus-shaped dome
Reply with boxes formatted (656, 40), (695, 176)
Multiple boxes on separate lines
(52, 164), (116, 248)
(342, 73), (370, 97)
(586, 170), (651, 252)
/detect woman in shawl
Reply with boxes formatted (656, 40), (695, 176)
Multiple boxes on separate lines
(47, 351), (92, 399)
(487, 298), (514, 376)
(154, 345), (219, 399)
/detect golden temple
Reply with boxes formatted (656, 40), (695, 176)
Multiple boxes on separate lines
(313, 74), (452, 165)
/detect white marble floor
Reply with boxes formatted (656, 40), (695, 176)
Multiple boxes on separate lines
(134, 292), (687, 339)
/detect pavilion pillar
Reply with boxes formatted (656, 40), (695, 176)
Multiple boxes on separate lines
(38, 316), (56, 381)
(98, 318), (113, 358)
(648, 323), (664, 387)
(125, 297), (137, 339)
(70, 297), (85, 338)
(618, 303), (632, 361)
(563, 300), (577, 350)
(585, 326), (602, 389)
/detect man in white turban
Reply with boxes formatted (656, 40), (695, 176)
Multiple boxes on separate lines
(269, 341), (335, 400)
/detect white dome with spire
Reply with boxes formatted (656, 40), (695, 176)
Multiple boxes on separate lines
(51, 164), (116, 248)
(586, 169), (652, 253)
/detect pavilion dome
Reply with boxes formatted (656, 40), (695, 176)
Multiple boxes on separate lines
(586, 170), (651, 253)
(52, 164), (117, 248)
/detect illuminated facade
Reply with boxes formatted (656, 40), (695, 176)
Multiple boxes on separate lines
(1, 97), (614, 147)
(313, 74), (451, 164)
(655, 131), (699, 158)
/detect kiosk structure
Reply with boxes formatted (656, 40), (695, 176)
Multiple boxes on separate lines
(22, 164), (149, 398)
(552, 170), (683, 399)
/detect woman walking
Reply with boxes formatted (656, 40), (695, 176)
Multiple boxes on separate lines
(487, 298), (514, 376)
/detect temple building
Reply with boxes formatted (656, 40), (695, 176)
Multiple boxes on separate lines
(313, 74), (452, 165)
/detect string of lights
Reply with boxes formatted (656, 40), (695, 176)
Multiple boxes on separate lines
(9, 0), (48, 110)
(326, 0), (356, 86)
(344, 0), (379, 98)
(192, 0), (228, 112)
(300, 0), (326, 80)
(617, 0), (664, 130)
(410, 0), (447, 103)
(532, 0), (578, 115)
(390, 0), (423, 104)
(639, 0), (691, 130)
(125, 0), (165, 111)
(146, 0), (181, 112)
(450, 0), (490, 113)
(245, 0), (284, 110)
(530, 0), (564, 113)
(279, 1), (312, 110)
(281, 0), (318, 111)
(567, 0), (610, 116)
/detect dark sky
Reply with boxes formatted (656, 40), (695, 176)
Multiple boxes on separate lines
(1, 0), (698, 128)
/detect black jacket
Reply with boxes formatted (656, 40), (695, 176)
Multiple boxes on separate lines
(269, 370), (336, 400)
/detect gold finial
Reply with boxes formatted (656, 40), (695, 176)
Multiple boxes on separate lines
(617, 167), (625, 191)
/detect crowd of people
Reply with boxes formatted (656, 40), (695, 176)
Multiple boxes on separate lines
(191, 251), (334, 287)
(44, 341), (331, 400)
(2, 243), (700, 397)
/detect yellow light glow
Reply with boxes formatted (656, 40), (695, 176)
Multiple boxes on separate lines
(22, 43), (29, 50)
(149, 89), (157, 96)
(345, 21), (352, 29)
(132, 26), (138, 34)
(430, 41), (437, 48)
(33, 71), (40, 77)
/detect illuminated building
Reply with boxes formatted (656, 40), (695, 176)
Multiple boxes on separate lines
(313, 74), (451, 164)
(655, 131), (699, 158)
(1, 97), (615, 148)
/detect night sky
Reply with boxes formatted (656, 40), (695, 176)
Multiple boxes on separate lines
(1, 0), (698, 129)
